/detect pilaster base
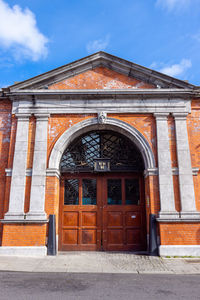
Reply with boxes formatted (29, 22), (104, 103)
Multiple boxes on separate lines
(158, 211), (179, 220)
(180, 211), (200, 219)
(0, 246), (47, 256)
(159, 245), (200, 257)
(4, 212), (25, 221)
(26, 211), (47, 221)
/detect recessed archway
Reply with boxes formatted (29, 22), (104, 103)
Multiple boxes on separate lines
(48, 117), (156, 171)
(47, 117), (156, 251)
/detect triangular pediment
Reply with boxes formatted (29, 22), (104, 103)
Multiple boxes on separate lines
(8, 52), (195, 91)
(48, 66), (155, 90)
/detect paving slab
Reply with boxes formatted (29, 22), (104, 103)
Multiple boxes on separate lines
(0, 252), (200, 274)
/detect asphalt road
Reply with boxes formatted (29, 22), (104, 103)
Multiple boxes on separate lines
(0, 272), (200, 300)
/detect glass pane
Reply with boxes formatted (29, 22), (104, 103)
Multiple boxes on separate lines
(64, 179), (79, 205)
(107, 179), (122, 205)
(82, 179), (97, 205)
(60, 130), (144, 173)
(125, 179), (140, 205)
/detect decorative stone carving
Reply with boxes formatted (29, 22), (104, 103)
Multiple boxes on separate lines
(98, 112), (107, 124)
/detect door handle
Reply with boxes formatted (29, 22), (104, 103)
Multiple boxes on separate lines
(131, 215), (136, 219)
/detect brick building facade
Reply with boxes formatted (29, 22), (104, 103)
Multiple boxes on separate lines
(0, 52), (200, 256)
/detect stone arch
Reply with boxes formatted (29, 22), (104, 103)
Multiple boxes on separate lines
(48, 117), (156, 171)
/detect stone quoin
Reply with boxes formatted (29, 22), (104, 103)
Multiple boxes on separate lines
(0, 52), (200, 256)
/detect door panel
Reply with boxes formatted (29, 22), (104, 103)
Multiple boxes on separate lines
(59, 175), (100, 251)
(59, 173), (146, 251)
(102, 175), (146, 251)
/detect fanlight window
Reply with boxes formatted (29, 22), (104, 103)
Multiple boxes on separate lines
(60, 130), (144, 173)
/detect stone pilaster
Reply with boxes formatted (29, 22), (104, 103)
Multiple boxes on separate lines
(173, 113), (200, 219)
(4, 114), (31, 220)
(154, 113), (178, 219)
(27, 114), (49, 220)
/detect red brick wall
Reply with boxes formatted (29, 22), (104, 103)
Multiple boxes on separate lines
(2, 224), (47, 246)
(0, 99), (12, 243)
(160, 223), (200, 245)
(49, 67), (155, 90)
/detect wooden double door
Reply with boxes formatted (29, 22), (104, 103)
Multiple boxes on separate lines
(59, 173), (146, 251)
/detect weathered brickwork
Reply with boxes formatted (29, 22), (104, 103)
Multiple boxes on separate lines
(0, 100), (12, 242)
(26, 116), (36, 169)
(109, 113), (158, 164)
(49, 67), (155, 90)
(47, 114), (95, 161)
(160, 223), (200, 245)
(2, 224), (47, 246)
(3, 115), (17, 219)
(45, 176), (60, 234)
(187, 100), (200, 211)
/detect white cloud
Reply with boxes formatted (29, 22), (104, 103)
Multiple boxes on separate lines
(156, 0), (191, 11)
(0, 0), (48, 61)
(159, 59), (192, 77)
(86, 35), (110, 53)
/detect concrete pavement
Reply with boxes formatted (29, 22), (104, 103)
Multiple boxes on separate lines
(0, 252), (200, 274)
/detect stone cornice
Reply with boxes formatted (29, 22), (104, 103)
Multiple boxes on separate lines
(6, 88), (197, 98)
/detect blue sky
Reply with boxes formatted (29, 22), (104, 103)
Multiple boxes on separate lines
(0, 0), (200, 87)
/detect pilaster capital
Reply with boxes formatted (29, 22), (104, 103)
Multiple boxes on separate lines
(34, 113), (50, 121)
(144, 168), (158, 177)
(172, 112), (188, 121)
(154, 113), (169, 120)
(15, 113), (32, 121)
(46, 168), (60, 178)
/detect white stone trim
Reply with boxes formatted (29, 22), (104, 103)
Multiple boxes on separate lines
(192, 168), (199, 176)
(27, 114), (49, 221)
(173, 113), (200, 219)
(6, 166), (197, 178)
(5, 169), (32, 177)
(172, 167), (179, 176)
(157, 217), (200, 222)
(144, 168), (158, 177)
(154, 113), (178, 219)
(4, 114), (31, 221)
(26, 169), (32, 176)
(0, 246), (47, 256)
(48, 117), (156, 171)
(5, 168), (12, 176)
(46, 168), (60, 178)
(12, 96), (191, 115)
(159, 245), (200, 257)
